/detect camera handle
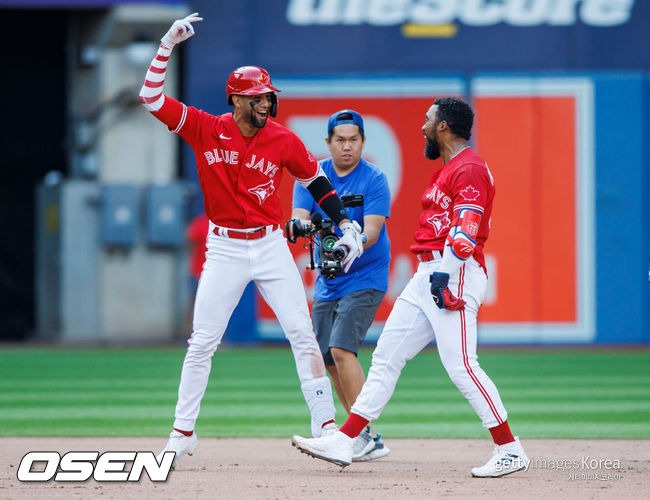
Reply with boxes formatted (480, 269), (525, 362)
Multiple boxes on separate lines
(308, 232), (316, 271)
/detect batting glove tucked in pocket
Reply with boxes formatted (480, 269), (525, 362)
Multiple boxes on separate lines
(429, 272), (466, 311)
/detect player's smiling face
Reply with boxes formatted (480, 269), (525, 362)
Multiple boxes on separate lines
(236, 93), (272, 129)
(326, 124), (365, 173)
(423, 104), (441, 160)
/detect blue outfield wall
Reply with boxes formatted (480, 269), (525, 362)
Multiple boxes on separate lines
(593, 74), (650, 342)
(645, 77), (650, 342)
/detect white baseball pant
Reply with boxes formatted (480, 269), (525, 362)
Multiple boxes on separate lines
(351, 256), (508, 429)
(173, 224), (334, 436)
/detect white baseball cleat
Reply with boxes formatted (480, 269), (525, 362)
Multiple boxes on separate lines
(157, 430), (198, 469)
(320, 422), (338, 436)
(471, 436), (529, 478)
(292, 430), (354, 467)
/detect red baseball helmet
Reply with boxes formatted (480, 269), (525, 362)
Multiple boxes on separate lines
(226, 66), (280, 116)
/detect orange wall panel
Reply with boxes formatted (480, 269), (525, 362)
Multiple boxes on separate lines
(257, 94), (578, 326)
(474, 96), (576, 322)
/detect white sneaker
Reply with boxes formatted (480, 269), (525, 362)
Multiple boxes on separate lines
(471, 437), (529, 478)
(353, 432), (390, 462)
(292, 430), (354, 467)
(157, 430), (198, 469)
(351, 426), (375, 460)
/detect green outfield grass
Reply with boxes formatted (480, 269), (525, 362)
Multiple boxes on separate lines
(0, 346), (648, 439)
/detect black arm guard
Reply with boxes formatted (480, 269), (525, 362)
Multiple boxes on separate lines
(306, 176), (348, 226)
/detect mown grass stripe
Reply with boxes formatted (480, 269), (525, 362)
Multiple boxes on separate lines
(0, 347), (648, 438)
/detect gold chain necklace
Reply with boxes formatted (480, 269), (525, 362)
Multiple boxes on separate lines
(450, 145), (469, 160)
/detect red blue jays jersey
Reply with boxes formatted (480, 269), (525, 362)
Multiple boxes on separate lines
(152, 96), (320, 229)
(410, 148), (495, 271)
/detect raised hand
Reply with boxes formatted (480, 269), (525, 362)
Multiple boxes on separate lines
(161, 12), (203, 49)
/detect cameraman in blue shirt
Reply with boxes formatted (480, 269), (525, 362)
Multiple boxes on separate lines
(291, 110), (391, 461)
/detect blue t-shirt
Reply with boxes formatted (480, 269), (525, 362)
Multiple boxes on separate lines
(292, 157), (391, 301)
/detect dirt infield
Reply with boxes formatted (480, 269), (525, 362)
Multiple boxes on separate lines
(1, 438), (648, 499)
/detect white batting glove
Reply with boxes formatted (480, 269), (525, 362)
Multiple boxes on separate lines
(161, 12), (203, 49)
(334, 221), (364, 272)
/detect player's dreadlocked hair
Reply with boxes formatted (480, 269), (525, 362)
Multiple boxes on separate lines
(433, 97), (474, 140)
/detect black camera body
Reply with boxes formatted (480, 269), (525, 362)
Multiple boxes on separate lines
(287, 194), (363, 280)
(287, 213), (342, 279)
(313, 215), (344, 279)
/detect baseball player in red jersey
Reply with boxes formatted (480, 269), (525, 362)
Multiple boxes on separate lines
(139, 13), (364, 468)
(292, 97), (529, 477)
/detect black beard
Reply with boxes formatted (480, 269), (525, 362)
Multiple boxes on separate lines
(424, 137), (440, 160)
(248, 102), (267, 129)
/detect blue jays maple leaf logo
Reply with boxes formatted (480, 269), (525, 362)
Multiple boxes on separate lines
(427, 212), (451, 236)
(248, 180), (276, 204)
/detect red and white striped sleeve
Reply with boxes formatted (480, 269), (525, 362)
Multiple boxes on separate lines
(139, 43), (172, 112)
(139, 44), (199, 142)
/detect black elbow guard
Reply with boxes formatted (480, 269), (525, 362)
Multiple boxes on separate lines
(307, 177), (348, 226)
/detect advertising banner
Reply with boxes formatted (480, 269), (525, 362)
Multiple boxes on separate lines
(189, 0), (649, 74)
(256, 76), (595, 343)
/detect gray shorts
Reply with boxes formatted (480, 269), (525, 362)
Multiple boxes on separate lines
(312, 289), (385, 366)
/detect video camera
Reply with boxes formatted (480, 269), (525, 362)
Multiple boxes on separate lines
(286, 194), (364, 279)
